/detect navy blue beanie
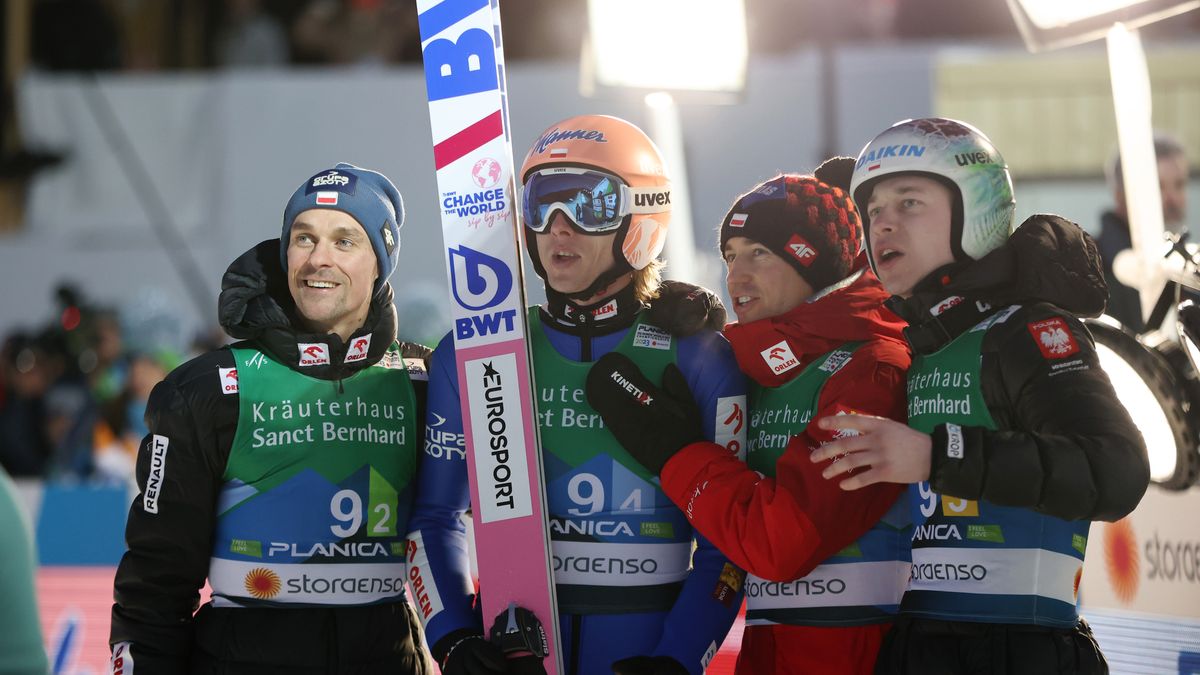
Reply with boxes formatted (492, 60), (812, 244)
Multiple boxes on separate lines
(281, 163), (404, 291)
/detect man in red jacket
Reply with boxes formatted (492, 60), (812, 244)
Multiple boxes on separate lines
(587, 165), (912, 674)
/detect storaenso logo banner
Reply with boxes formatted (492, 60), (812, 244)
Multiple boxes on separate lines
(745, 577), (847, 597)
(910, 562), (988, 582)
(466, 355), (534, 523)
(450, 245), (518, 340)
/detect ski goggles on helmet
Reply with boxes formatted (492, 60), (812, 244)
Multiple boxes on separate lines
(522, 167), (670, 234)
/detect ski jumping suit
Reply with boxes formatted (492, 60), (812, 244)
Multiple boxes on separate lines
(110, 240), (434, 674)
(658, 266), (913, 674)
(406, 286), (747, 675)
(875, 216), (1150, 675)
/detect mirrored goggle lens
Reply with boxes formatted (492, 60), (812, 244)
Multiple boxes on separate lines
(523, 170), (626, 234)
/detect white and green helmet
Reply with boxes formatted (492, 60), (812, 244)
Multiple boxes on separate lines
(850, 117), (1016, 268)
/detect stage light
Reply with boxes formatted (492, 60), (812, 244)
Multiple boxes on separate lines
(584, 0), (747, 98)
(1087, 319), (1199, 490)
(1005, 0), (1200, 52)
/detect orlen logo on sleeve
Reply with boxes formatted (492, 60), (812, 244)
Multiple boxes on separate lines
(218, 367), (239, 394)
(298, 343), (330, 367)
(715, 395), (747, 460)
(344, 334), (372, 363)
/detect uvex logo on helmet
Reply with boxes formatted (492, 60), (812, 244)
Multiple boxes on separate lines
(298, 343), (331, 367)
(634, 190), (671, 208)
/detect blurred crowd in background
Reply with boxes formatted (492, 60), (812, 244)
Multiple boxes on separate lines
(0, 284), (223, 484)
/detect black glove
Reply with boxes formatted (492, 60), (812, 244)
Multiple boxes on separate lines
(814, 155), (855, 193)
(644, 280), (727, 337)
(586, 353), (703, 475)
(612, 655), (690, 675)
(440, 634), (509, 675)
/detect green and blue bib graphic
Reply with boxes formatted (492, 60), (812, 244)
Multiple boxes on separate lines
(904, 307), (1089, 627)
(744, 344), (911, 627)
(209, 345), (418, 607)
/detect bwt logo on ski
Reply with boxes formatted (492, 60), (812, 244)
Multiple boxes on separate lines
(449, 245), (518, 339)
(344, 335), (371, 363)
(419, 0), (499, 103)
(443, 187), (506, 217)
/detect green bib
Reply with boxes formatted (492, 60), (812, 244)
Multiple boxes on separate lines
(208, 344), (419, 608)
(902, 306), (1090, 627)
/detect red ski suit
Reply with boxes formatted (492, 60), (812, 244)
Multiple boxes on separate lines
(660, 263), (911, 674)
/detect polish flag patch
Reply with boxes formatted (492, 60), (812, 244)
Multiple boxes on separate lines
(729, 213), (748, 228)
(316, 191), (339, 205)
(1027, 318), (1079, 359)
(550, 148), (568, 158)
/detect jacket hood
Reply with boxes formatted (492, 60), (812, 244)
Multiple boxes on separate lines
(889, 214), (1107, 353)
(217, 239), (398, 379)
(724, 254), (909, 386)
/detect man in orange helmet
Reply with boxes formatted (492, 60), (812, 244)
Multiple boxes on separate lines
(406, 115), (747, 675)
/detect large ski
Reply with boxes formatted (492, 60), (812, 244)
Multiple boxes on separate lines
(414, 1), (563, 672)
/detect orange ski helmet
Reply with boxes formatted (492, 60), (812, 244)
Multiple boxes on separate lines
(520, 114), (672, 298)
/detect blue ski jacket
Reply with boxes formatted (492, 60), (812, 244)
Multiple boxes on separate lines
(406, 291), (747, 675)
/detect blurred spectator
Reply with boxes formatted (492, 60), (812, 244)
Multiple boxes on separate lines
(0, 466), (50, 673)
(94, 351), (176, 483)
(0, 333), (53, 477)
(37, 330), (97, 480)
(1097, 133), (1192, 333)
(215, 0), (289, 68)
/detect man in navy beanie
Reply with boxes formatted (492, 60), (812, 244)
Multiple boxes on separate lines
(110, 163), (436, 673)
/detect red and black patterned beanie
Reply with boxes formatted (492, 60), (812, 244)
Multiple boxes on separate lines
(718, 173), (862, 291)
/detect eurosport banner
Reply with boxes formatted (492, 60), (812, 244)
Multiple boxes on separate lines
(415, 0), (562, 671)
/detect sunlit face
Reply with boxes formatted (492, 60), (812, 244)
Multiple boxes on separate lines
(1159, 153), (1189, 229)
(865, 175), (956, 298)
(534, 211), (628, 299)
(286, 209), (378, 341)
(723, 237), (815, 323)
